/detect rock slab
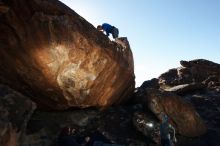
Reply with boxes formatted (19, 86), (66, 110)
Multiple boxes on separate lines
(0, 0), (135, 109)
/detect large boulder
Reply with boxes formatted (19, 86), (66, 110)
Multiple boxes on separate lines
(0, 0), (135, 109)
(0, 84), (36, 146)
(145, 88), (207, 137)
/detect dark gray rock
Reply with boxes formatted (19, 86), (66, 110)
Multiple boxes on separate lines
(133, 112), (160, 143)
(0, 84), (36, 146)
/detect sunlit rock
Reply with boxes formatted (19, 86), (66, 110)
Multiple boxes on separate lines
(165, 83), (206, 95)
(0, 0), (135, 109)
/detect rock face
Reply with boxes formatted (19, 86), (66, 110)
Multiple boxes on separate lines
(145, 88), (207, 137)
(0, 84), (36, 146)
(134, 59), (220, 145)
(133, 112), (160, 143)
(159, 59), (220, 89)
(0, 0), (135, 109)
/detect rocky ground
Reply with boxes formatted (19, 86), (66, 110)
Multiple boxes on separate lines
(17, 60), (220, 146)
(19, 89), (220, 146)
(0, 0), (220, 146)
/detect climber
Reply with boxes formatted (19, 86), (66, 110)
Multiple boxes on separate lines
(97, 23), (119, 39)
(58, 126), (80, 146)
(159, 114), (177, 146)
(58, 126), (90, 146)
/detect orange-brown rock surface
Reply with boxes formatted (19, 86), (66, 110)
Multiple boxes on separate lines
(0, 0), (135, 109)
(145, 88), (207, 137)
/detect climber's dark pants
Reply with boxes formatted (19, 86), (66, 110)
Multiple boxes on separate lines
(112, 26), (119, 39)
(161, 139), (172, 146)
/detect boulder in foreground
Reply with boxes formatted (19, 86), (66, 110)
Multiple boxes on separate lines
(145, 88), (207, 137)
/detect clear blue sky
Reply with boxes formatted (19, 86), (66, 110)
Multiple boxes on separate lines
(60, 0), (220, 86)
